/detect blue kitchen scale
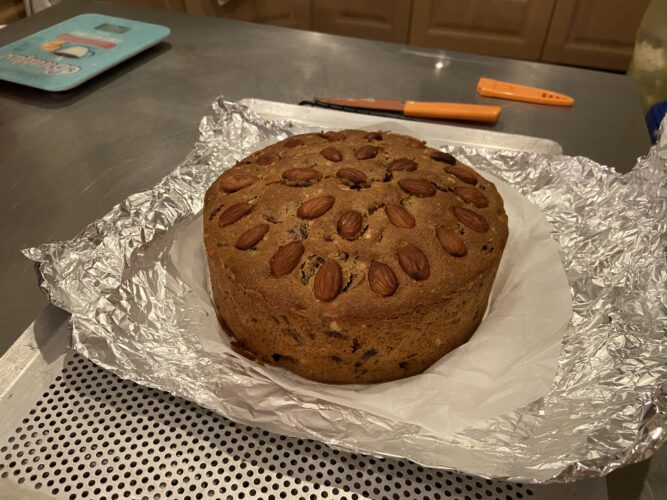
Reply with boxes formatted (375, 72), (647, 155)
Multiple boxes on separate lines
(0, 13), (170, 91)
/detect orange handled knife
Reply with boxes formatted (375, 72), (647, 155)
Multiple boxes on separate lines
(315, 97), (501, 124)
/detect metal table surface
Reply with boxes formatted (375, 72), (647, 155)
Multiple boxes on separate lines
(0, 2), (659, 498)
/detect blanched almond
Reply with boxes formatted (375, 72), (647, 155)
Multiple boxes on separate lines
(271, 241), (305, 277)
(218, 202), (252, 226)
(397, 245), (430, 281)
(368, 261), (398, 297)
(455, 185), (489, 208)
(365, 131), (383, 141)
(297, 195), (335, 219)
(255, 153), (279, 165)
(284, 138), (304, 148)
(453, 206), (489, 232)
(355, 145), (378, 160)
(384, 204), (415, 229)
(235, 224), (269, 250)
(337, 211), (363, 240)
(435, 226), (467, 257)
(388, 158), (417, 172)
(430, 151), (456, 165)
(219, 173), (258, 192)
(282, 167), (321, 186)
(398, 178), (436, 197)
(445, 164), (477, 185)
(313, 260), (343, 302)
(336, 168), (369, 187)
(320, 147), (343, 162)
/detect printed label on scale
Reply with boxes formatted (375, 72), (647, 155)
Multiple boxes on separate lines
(0, 14), (170, 91)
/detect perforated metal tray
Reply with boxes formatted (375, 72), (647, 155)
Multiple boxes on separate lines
(0, 307), (607, 500)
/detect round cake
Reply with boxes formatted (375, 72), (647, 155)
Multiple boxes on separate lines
(203, 130), (508, 384)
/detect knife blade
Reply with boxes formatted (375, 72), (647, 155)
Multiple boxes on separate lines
(315, 97), (501, 124)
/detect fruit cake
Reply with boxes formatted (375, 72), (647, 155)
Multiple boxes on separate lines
(203, 130), (508, 384)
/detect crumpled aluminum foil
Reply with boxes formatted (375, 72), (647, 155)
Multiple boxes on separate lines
(23, 98), (667, 483)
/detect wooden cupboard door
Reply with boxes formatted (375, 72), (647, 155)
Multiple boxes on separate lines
(105, 0), (186, 12)
(0, 0), (25, 24)
(409, 0), (556, 60)
(541, 0), (649, 71)
(186, 0), (312, 29)
(312, 0), (412, 43)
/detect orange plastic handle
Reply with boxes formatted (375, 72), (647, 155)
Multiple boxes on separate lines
(477, 77), (574, 107)
(403, 101), (501, 123)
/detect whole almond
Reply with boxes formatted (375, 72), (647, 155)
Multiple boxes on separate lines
(235, 224), (269, 250)
(384, 204), (415, 229)
(336, 167), (369, 187)
(397, 245), (430, 281)
(313, 260), (343, 302)
(320, 147), (343, 162)
(435, 226), (467, 257)
(430, 151), (456, 165)
(218, 202), (252, 227)
(368, 261), (398, 297)
(388, 158), (417, 172)
(319, 131), (346, 142)
(453, 206), (489, 232)
(282, 167), (321, 186)
(271, 241), (305, 277)
(297, 195), (335, 219)
(355, 144), (378, 160)
(455, 185), (489, 208)
(219, 172), (258, 193)
(365, 131), (383, 141)
(284, 138), (305, 148)
(337, 210), (363, 240)
(255, 153), (279, 165)
(398, 178), (436, 197)
(445, 164), (477, 185)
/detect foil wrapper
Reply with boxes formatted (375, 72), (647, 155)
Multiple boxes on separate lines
(23, 98), (667, 483)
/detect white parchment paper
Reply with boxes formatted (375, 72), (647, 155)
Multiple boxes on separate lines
(170, 173), (572, 436)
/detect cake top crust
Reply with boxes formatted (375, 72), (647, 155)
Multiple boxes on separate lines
(204, 130), (509, 321)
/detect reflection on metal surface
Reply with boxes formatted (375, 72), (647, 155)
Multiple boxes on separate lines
(21, 99), (667, 483)
(400, 47), (497, 66)
(434, 60), (450, 72)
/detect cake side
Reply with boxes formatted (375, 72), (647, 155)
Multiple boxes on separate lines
(207, 251), (501, 383)
(203, 130), (508, 383)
